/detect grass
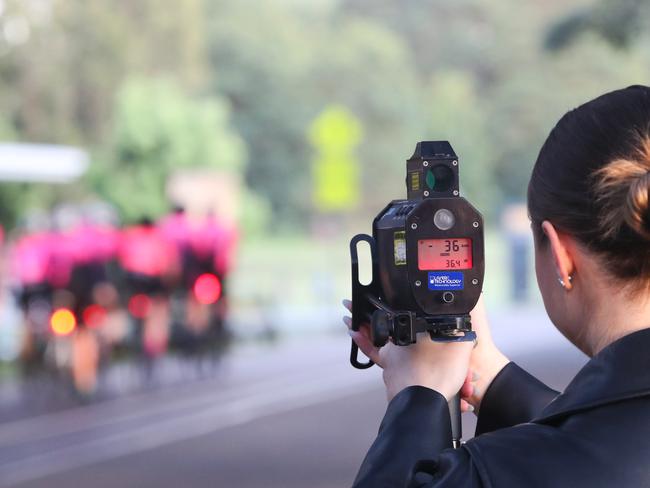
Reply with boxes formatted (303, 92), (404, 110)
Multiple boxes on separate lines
(229, 228), (542, 315)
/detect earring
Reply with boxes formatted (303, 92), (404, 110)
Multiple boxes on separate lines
(558, 275), (573, 288)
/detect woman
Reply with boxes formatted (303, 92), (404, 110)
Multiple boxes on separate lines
(344, 85), (650, 487)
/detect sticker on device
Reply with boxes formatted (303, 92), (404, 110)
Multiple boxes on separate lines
(428, 272), (464, 291)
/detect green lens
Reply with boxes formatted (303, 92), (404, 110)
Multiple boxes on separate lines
(426, 164), (453, 192)
(425, 169), (436, 190)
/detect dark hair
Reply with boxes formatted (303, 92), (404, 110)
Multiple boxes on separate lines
(528, 85), (650, 290)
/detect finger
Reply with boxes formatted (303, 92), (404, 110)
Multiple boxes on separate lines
(461, 399), (475, 413)
(461, 374), (474, 398)
(460, 369), (472, 397)
(357, 322), (372, 341)
(343, 316), (352, 330)
(342, 299), (352, 312)
(349, 329), (382, 366)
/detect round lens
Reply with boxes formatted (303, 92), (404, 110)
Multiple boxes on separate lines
(434, 209), (455, 230)
(425, 164), (454, 192)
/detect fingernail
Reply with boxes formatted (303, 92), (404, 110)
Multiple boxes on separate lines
(471, 371), (480, 381)
(467, 405), (475, 412)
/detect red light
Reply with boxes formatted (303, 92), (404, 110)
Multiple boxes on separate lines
(193, 273), (222, 305)
(51, 308), (77, 336)
(128, 294), (151, 319)
(83, 304), (107, 328)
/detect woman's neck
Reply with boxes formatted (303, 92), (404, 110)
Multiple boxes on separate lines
(584, 287), (650, 356)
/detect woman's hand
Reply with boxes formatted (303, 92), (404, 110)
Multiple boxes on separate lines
(460, 295), (510, 413)
(343, 300), (473, 402)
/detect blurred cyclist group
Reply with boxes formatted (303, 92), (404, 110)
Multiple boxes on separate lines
(8, 204), (237, 397)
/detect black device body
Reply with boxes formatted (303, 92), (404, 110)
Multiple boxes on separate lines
(349, 141), (484, 447)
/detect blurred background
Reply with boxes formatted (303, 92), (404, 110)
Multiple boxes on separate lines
(0, 0), (647, 486)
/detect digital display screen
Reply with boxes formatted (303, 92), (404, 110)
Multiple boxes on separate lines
(418, 238), (472, 270)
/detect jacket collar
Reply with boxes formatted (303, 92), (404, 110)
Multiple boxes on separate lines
(534, 327), (650, 424)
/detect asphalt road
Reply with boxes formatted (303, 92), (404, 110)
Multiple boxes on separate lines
(0, 307), (588, 488)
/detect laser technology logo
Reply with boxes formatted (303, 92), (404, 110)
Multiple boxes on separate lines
(427, 272), (464, 291)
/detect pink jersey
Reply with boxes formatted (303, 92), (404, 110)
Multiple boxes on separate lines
(187, 216), (237, 275)
(68, 224), (119, 264)
(158, 212), (191, 253)
(46, 232), (77, 288)
(118, 225), (179, 277)
(12, 233), (51, 285)
(189, 216), (224, 261)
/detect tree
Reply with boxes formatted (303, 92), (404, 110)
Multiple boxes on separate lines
(0, 0), (207, 145)
(545, 0), (649, 50)
(205, 0), (426, 225)
(93, 77), (246, 222)
(428, 71), (498, 215)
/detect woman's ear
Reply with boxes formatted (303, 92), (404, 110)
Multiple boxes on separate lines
(541, 221), (576, 290)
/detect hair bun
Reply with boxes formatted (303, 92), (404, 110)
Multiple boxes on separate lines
(594, 137), (650, 242)
(624, 171), (650, 241)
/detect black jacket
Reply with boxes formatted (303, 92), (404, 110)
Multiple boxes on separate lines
(353, 327), (650, 487)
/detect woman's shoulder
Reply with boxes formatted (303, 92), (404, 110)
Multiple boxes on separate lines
(464, 397), (650, 487)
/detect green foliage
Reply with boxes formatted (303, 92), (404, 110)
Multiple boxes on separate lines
(205, 1), (425, 225)
(0, 0), (207, 144)
(93, 77), (246, 222)
(0, 0), (221, 227)
(428, 71), (497, 215)
(2, 0), (650, 231)
(0, 116), (16, 141)
(0, 183), (28, 228)
(111, 78), (244, 173)
(545, 0), (649, 50)
(239, 190), (273, 237)
(309, 16), (427, 212)
(205, 0), (315, 224)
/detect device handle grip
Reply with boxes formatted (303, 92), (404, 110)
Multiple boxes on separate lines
(349, 234), (378, 369)
(448, 393), (462, 448)
(349, 339), (374, 369)
(349, 234), (377, 300)
(349, 234), (378, 332)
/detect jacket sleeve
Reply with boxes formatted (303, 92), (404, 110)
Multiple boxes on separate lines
(475, 362), (559, 436)
(353, 386), (485, 488)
